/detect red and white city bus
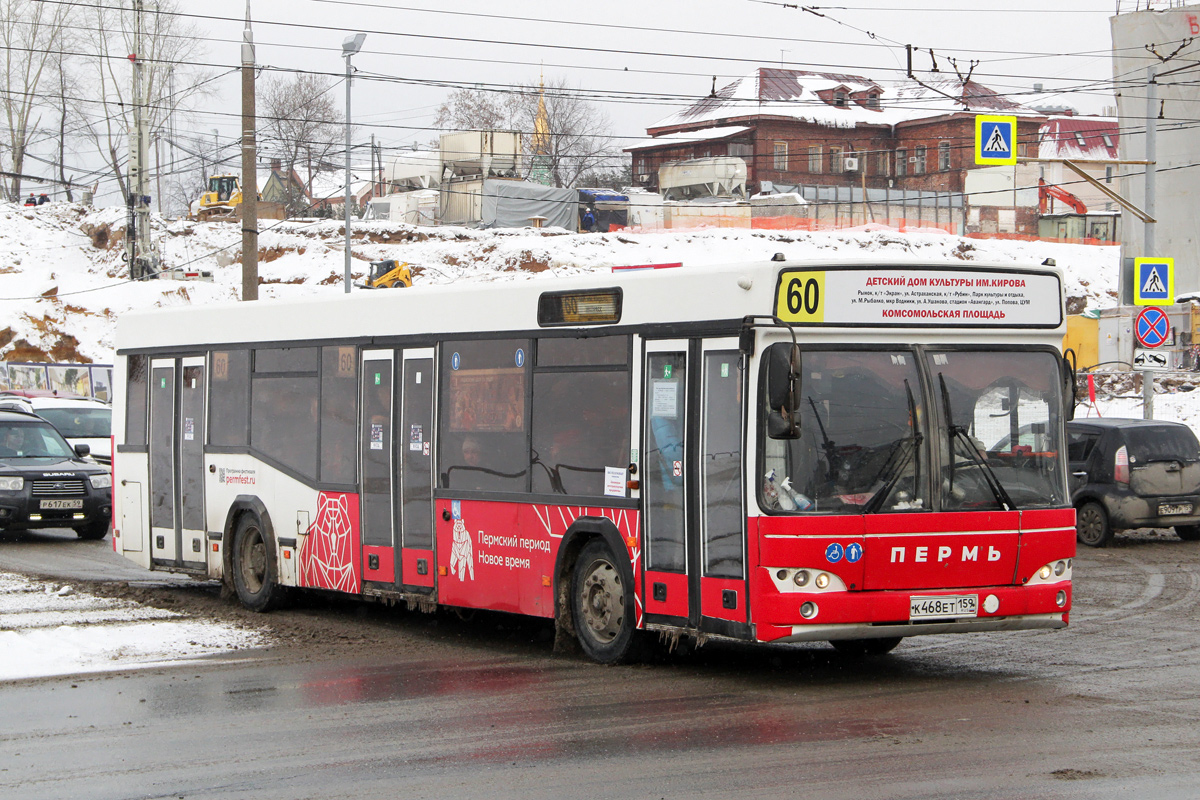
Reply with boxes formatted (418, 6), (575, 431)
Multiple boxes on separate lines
(112, 257), (1075, 663)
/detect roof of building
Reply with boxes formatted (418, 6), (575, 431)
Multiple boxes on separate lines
(644, 68), (1033, 137)
(1037, 116), (1119, 160)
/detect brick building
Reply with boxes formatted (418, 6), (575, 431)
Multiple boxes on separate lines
(628, 68), (1045, 198)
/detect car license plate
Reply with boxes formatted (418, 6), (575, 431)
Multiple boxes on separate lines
(910, 594), (978, 620)
(1159, 502), (1193, 516)
(39, 499), (83, 510)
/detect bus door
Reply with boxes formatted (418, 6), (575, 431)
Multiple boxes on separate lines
(642, 340), (693, 624)
(696, 340), (748, 630)
(397, 348), (436, 591)
(642, 339), (749, 633)
(360, 350), (395, 585)
(148, 356), (207, 570)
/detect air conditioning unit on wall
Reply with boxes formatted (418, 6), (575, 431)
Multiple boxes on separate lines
(843, 157), (859, 172)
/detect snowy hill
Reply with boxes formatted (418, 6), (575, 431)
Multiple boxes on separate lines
(0, 200), (1121, 367)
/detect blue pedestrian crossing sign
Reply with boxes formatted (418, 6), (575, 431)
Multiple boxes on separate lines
(975, 115), (1018, 165)
(1134, 257), (1174, 306)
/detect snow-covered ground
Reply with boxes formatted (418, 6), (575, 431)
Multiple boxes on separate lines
(0, 572), (267, 682)
(0, 201), (1121, 365)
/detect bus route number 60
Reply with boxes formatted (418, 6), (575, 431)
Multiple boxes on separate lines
(776, 271), (825, 323)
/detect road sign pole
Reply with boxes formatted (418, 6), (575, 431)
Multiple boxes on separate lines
(1143, 370), (1154, 420)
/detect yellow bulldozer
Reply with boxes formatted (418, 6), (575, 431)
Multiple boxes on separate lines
(195, 174), (244, 221)
(365, 259), (413, 289)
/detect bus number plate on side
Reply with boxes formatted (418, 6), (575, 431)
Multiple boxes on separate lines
(910, 595), (978, 620)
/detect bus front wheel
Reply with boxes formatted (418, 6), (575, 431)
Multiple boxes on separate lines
(572, 539), (637, 664)
(232, 513), (284, 612)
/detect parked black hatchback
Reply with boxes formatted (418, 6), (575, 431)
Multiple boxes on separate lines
(0, 409), (112, 539)
(1067, 418), (1200, 547)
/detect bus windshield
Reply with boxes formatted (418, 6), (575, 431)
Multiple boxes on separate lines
(760, 349), (927, 515)
(931, 349), (1066, 510)
(759, 347), (1067, 514)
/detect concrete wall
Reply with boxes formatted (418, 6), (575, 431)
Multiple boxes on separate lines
(1112, 8), (1200, 296)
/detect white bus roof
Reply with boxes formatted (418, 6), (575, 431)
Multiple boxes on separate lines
(115, 258), (1064, 352)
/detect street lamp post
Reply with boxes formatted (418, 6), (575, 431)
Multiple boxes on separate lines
(342, 33), (366, 294)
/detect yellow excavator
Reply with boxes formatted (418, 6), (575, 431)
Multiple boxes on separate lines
(196, 174), (244, 221)
(366, 259), (413, 289)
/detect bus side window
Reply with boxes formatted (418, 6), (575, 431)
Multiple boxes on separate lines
(320, 346), (358, 485)
(209, 350), (250, 447)
(125, 354), (148, 447)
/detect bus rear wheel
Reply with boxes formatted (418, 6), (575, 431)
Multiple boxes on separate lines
(830, 637), (902, 657)
(572, 539), (637, 664)
(232, 513), (284, 612)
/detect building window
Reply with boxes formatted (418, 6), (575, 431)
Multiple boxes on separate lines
(829, 146), (843, 173)
(808, 145), (822, 173)
(877, 151), (888, 175)
(834, 90), (847, 107)
(1102, 134), (1114, 148)
(1074, 132), (1087, 148)
(1105, 165), (1114, 184)
(939, 141), (951, 171)
(914, 146), (926, 175)
(895, 149), (907, 177)
(773, 141), (788, 171)
(867, 92), (880, 109)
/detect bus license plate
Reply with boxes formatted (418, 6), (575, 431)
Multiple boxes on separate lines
(1159, 502), (1193, 516)
(910, 595), (978, 620)
(40, 499), (83, 510)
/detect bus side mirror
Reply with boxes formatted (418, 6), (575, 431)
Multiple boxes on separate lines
(1062, 349), (1077, 421)
(766, 344), (802, 440)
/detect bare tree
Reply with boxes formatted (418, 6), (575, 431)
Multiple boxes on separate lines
(434, 78), (620, 188)
(433, 86), (523, 133)
(259, 71), (343, 215)
(75, 0), (211, 201)
(0, 0), (71, 201)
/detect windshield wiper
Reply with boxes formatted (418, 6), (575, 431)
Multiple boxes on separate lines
(938, 374), (1016, 511)
(865, 379), (924, 514)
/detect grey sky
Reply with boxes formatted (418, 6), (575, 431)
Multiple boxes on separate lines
(188, 0), (1119, 158)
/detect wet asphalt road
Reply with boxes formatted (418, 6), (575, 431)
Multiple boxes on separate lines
(2, 529), (1199, 799)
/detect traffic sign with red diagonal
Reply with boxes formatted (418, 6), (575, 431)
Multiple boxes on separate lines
(1135, 306), (1171, 349)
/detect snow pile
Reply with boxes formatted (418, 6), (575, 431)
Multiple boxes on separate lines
(0, 572), (267, 681)
(0, 200), (1121, 366)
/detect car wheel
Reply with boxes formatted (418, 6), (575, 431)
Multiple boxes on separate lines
(1175, 524), (1200, 542)
(1076, 501), (1112, 547)
(74, 519), (110, 540)
(572, 539), (639, 664)
(830, 637), (902, 657)
(231, 513), (285, 612)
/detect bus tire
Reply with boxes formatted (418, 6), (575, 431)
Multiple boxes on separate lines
(232, 512), (284, 612)
(1075, 501), (1112, 548)
(830, 637), (902, 656)
(572, 539), (637, 664)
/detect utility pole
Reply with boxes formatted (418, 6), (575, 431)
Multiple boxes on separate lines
(342, 33), (366, 294)
(127, 0), (156, 280)
(1142, 64), (1158, 420)
(241, 2), (259, 301)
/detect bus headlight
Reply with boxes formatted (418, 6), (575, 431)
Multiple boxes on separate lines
(1056, 590), (1067, 607)
(793, 570), (810, 587)
(1039, 565), (1052, 580)
(1054, 560), (1067, 576)
(814, 572), (830, 589)
(800, 601), (818, 619)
